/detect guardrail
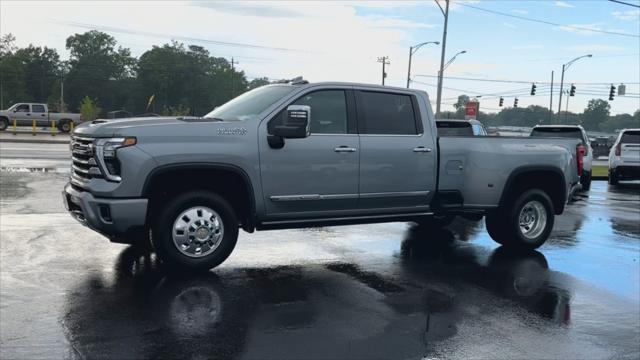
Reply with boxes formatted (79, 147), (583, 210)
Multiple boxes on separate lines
(11, 118), (72, 136)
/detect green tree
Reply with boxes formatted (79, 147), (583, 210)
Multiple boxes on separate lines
(14, 45), (61, 103)
(248, 77), (270, 90)
(79, 96), (102, 121)
(65, 31), (136, 112)
(582, 99), (610, 131)
(0, 33), (27, 109)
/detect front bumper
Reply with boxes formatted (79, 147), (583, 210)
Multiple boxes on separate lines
(63, 182), (148, 241)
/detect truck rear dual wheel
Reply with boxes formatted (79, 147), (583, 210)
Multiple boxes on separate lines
(152, 191), (238, 271)
(59, 120), (72, 133)
(485, 189), (554, 250)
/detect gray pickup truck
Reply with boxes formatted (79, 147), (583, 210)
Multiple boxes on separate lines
(0, 103), (82, 132)
(63, 80), (583, 271)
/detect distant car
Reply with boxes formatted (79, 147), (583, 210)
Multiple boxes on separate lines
(591, 136), (615, 158)
(436, 119), (488, 136)
(530, 125), (593, 190)
(608, 129), (640, 185)
(0, 103), (82, 133)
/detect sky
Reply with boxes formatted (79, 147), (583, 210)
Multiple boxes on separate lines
(1, 0), (639, 114)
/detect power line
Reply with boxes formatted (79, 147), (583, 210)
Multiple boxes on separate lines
(52, 20), (309, 53)
(413, 74), (640, 86)
(458, 3), (640, 38)
(609, 0), (640, 9)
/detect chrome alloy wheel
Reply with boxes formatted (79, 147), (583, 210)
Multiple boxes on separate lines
(518, 200), (547, 241)
(172, 206), (224, 258)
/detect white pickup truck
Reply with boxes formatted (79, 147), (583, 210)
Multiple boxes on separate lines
(0, 103), (82, 133)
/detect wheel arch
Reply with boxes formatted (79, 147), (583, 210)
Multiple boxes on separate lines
(142, 163), (257, 232)
(499, 165), (567, 215)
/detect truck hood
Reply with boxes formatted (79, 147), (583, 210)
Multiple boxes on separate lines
(73, 116), (224, 137)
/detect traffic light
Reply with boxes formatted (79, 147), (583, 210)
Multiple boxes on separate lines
(530, 83), (536, 96)
(514, 98), (519, 108)
(570, 84), (576, 96)
(609, 85), (615, 101)
(499, 97), (504, 107)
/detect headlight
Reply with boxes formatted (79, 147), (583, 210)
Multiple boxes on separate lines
(95, 137), (136, 182)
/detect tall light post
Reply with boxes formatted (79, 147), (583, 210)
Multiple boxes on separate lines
(434, 0), (450, 117)
(436, 50), (466, 115)
(557, 54), (592, 122)
(407, 41), (439, 88)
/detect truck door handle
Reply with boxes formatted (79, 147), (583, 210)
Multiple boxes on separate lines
(413, 146), (432, 153)
(26, 113), (31, 116)
(334, 146), (357, 153)
(41, 114), (45, 117)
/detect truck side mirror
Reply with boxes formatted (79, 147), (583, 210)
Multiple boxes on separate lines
(272, 105), (310, 139)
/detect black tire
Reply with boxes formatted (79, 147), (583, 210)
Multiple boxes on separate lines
(580, 171), (592, 191)
(0, 117), (8, 131)
(608, 170), (619, 185)
(416, 214), (455, 228)
(152, 191), (238, 271)
(59, 120), (72, 133)
(485, 189), (554, 250)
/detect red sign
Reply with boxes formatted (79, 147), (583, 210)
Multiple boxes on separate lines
(465, 101), (479, 119)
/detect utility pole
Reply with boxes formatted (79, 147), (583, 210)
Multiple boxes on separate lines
(435, 0), (449, 117)
(406, 41), (439, 88)
(230, 57), (238, 97)
(549, 70), (554, 124)
(60, 72), (64, 112)
(377, 56), (390, 85)
(557, 63), (565, 119)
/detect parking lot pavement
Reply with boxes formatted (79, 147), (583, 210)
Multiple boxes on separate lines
(1, 172), (639, 359)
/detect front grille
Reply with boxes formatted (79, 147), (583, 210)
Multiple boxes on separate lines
(70, 136), (103, 181)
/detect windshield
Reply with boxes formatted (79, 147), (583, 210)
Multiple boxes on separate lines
(204, 85), (296, 121)
(530, 128), (583, 142)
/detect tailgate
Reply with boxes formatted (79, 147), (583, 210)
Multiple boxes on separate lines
(621, 144), (640, 163)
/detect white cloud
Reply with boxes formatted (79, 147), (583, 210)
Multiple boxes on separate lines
(502, 22), (517, 29)
(555, 1), (575, 8)
(611, 10), (640, 21)
(362, 15), (437, 29)
(559, 23), (603, 35)
(511, 9), (528, 15)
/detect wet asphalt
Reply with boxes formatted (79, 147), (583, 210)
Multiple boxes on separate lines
(0, 170), (639, 359)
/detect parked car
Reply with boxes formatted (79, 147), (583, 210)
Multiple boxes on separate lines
(0, 103), (82, 133)
(436, 119), (488, 136)
(63, 80), (583, 271)
(608, 128), (640, 185)
(591, 136), (615, 158)
(530, 125), (593, 190)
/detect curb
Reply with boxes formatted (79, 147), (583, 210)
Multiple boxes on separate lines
(0, 138), (69, 144)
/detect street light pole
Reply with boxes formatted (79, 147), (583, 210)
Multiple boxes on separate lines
(435, 0), (449, 117)
(557, 54), (592, 123)
(407, 41), (439, 88)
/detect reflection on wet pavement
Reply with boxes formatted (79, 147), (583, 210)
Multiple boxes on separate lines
(1, 174), (639, 359)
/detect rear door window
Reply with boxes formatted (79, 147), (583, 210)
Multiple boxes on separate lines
(32, 104), (45, 113)
(357, 91), (419, 135)
(621, 131), (640, 144)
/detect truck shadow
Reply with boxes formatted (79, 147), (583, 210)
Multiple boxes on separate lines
(61, 226), (572, 359)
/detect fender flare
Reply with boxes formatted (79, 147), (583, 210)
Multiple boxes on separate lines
(142, 162), (257, 229)
(499, 165), (567, 213)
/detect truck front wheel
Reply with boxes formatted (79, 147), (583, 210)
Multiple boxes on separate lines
(485, 189), (554, 250)
(152, 191), (238, 271)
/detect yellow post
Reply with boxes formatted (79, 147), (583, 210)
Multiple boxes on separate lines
(51, 120), (56, 136)
(32, 119), (36, 136)
(12, 118), (16, 135)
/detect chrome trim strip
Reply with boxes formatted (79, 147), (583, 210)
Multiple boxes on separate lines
(359, 134), (424, 137)
(360, 190), (430, 199)
(261, 211), (434, 225)
(270, 193), (358, 202)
